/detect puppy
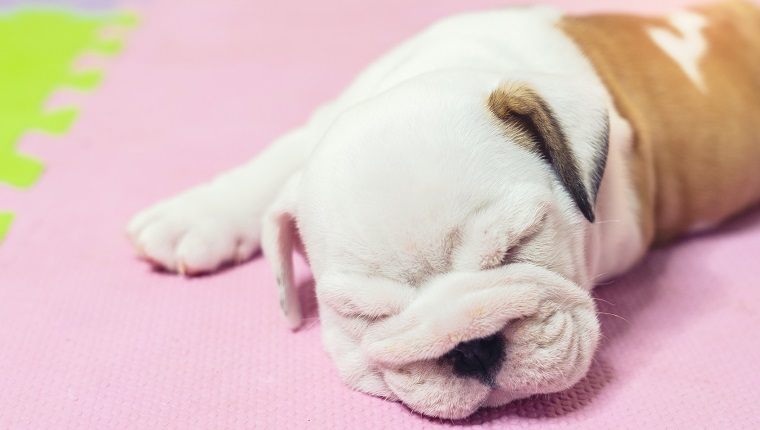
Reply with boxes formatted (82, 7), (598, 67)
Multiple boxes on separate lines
(127, 1), (760, 419)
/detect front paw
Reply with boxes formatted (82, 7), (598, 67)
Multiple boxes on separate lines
(127, 185), (261, 275)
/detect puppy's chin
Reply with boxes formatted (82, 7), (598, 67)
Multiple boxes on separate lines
(383, 360), (492, 419)
(320, 264), (600, 419)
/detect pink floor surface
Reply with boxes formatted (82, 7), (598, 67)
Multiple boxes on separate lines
(2, 0), (760, 428)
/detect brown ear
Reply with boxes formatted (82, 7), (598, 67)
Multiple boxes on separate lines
(488, 83), (608, 223)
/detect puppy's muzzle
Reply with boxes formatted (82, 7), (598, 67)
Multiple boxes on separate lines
(320, 264), (599, 419)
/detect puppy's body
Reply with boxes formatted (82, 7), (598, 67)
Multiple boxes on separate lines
(128, 1), (760, 419)
(564, 1), (760, 245)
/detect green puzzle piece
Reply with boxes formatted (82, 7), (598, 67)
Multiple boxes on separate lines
(0, 8), (133, 188)
(0, 213), (13, 244)
(0, 8), (136, 243)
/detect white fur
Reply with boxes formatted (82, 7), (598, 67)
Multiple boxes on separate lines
(648, 11), (708, 91)
(587, 107), (644, 281)
(128, 6), (647, 419)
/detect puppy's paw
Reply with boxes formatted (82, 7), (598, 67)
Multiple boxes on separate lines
(127, 185), (261, 275)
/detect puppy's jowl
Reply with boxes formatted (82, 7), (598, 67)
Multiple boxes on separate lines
(128, 2), (760, 419)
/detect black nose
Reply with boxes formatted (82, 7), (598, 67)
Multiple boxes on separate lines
(442, 334), (506, 385)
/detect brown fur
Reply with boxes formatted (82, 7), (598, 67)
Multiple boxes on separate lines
(560, 1), (760, 246)
(488, 83), (597, 222)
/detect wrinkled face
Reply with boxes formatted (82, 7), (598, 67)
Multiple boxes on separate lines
(291, 73), (603, 419)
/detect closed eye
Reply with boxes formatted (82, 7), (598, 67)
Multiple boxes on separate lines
(498, 247), (517, 267)
(496, 233), (529, 267)
(491, 222), (543, 269)
(472, 203), (548, 271)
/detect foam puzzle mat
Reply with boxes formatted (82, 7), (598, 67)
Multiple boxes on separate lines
(0, 4), (135, 242)
(1, 0), (759, 428)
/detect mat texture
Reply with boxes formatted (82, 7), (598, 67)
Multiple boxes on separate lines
(1, 0), (759, 428)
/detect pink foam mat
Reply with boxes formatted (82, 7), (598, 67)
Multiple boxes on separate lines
(2, 0), (759, 428)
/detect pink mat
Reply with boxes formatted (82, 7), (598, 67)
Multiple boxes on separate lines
(2, 0), (760, 427)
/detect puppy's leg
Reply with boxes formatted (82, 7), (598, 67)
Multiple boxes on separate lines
(127, 127), (312, 275)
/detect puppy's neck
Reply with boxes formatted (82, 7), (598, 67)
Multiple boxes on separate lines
(585, 105), (645, 283)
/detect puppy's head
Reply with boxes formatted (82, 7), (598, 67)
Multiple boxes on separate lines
(261, 71), (609, 418)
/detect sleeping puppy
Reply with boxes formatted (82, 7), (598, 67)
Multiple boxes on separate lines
(127, 1), (760, 419)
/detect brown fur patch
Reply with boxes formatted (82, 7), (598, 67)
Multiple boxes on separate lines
(488, 83), (596, 222)
(561, 1), (760, 246)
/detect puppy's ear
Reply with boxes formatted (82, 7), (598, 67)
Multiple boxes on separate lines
(261, 172), (303, 329)
(488, 80), (609, 222)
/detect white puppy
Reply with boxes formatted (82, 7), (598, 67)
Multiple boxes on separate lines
(127, 2), (760, 419)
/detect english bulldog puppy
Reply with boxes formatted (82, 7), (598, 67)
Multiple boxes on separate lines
(127, 1), (760, 419)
